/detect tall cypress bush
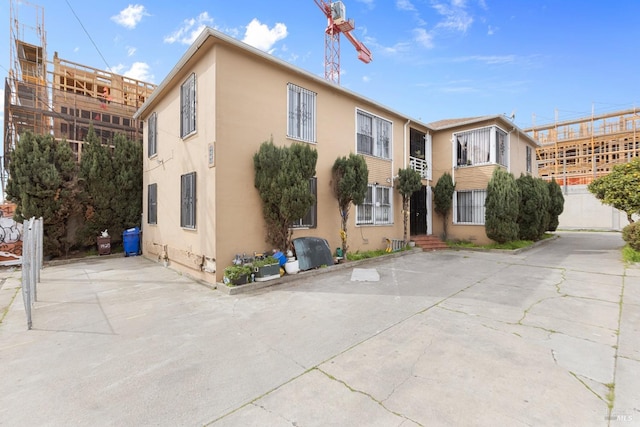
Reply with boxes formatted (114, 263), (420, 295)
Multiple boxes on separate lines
(6, 132), (79, 256)
(485, 168), (519, 243)
(547, 178), (564, 231)
(516, 174), (546, 241)
(254, 139), (318, 251)
(432, 172), (455, 240)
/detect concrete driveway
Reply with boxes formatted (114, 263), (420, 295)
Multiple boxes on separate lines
(0, 231), (638, 426)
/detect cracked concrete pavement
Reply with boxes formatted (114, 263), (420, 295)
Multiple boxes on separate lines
(0, 231), (638, 426)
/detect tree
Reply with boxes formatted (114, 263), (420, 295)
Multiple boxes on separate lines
(516, 174), (547, 241)
(395, 167), (422, 244)
(485, 168), (519, 243)
(331, 153), (368, 256)
(111, 134), (143, 240)
(588, 158), (640, 224)
(254, 139), (318, 251)
(535, 177), (551, 237)
(432, 172), (455, 240)
(6, 132), (79, 256)
(77, 127), (115, 246)
(547, 178), (565, 231)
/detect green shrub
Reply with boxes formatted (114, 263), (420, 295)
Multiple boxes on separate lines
(485, 168), (519, 243)
(622, 222), (640, 251)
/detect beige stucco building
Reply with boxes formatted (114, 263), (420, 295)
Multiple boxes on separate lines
(134, 28), (539, 285)
(134, 28), (434, 284)
(429, 116), (539, 245)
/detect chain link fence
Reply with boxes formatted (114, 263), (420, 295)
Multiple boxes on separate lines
(21, 217), (43, 330)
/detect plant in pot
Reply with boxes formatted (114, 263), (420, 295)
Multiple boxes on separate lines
(223, 264), (253, 286)
(252, 256), (280, 282)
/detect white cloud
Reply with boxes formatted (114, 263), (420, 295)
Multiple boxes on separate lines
(127, 46), (137, 57)
(397, 0), (416, 11)
(487, 25), (497, 35)
(413, 28), (434, 48)
(362, 75), (371, 83)
(432, 1), (474, 33)
(111, 4), (149, 29)
(164, 12), (213, 45)
(242, 19), (287, 53)
(111, 62), (155, 83)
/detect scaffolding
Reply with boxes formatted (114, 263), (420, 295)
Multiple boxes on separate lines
(4, 0), (156, 190)
(525, 108), (640, 186)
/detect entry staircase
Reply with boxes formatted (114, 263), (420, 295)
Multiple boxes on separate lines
(411, 235), (448, 251)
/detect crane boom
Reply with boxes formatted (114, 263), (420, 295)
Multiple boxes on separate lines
(313, 0), (372, 84)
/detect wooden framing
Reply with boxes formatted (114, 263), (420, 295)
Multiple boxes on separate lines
(525, 109), (640, 185)
(4, 0), (156, 176)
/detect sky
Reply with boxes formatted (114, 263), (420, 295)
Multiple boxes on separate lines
(1, 0), (639, 133)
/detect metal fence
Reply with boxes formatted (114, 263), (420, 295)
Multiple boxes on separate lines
(21, 217), (43, 330)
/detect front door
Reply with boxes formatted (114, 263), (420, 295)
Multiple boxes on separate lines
(410, 185), (428, 235)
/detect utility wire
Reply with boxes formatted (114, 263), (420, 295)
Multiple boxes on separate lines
(65, 0), (112, 71)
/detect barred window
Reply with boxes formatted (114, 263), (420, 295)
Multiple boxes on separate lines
(357, 110), (391, 159)
(180, 172), (196, 229)
(287, 83), (316, 143)
(455, 190), (486, 224)
(180, 74), (196, 138)
(148, 112), (157, 157)
(526, 146), (533, 173)
(148, 183), (157, 225)
(357, 185), (393, 225)
(291, 178), (317, 228)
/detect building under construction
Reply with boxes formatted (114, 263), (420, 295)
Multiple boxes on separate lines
(525, 108), (640, 186)
(3, 1), (156, 181)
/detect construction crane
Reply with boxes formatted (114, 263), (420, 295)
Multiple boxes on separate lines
(314, 0), (372, 85)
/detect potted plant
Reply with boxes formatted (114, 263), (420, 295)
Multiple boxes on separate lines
(223, 264), (252, 286)
(252, 256), (280, 281)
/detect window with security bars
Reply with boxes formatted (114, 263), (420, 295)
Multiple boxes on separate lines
(291, 177), (317, 228)
(287, 83), (316, 143)
(148, 112), (157, 157)
(180, 172), (196, 228)
(180, 74), (196, 138)
(526, 146), (532, 173)
(357, 110), (391, 159)
(356, 185), (393, 225)
(456, 126), (508, 167)
(148, 183), (157, 225)
(455, 190), (486, 224)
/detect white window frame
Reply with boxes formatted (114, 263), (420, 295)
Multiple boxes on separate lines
(356, 184), (393, 225)
(180, 172), (196, 229)
(148, 112), (157, 157)
(287, 83), (317, 143)
(356, 109), (392, 159)
(180, 73), (196, 138)
(454, 189), (487, 225)
(454, 126), (508, 168)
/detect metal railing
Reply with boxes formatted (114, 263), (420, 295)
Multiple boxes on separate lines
(21, 217), (43, 330)
(410, 156), (429, 179)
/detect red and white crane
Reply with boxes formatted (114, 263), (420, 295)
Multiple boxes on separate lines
(313, 0), (372, 84)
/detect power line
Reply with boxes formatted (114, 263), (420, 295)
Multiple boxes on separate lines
(64, 0), (112, 71)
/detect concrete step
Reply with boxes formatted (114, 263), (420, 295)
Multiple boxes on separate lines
(411, 235), (448, 251)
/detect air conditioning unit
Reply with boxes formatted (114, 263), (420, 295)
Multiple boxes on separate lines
(331, 1), (346, 23)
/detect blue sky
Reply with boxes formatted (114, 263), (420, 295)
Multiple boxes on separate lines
(1, 0), (639, 131)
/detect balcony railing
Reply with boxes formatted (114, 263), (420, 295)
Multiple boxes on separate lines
(410, 156), (428, 179)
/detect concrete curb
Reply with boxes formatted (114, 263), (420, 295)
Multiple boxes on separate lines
(450, 233), (560, 255)
(216, 248), (424, 295)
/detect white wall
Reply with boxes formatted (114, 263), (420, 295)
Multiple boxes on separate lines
(558, 185), (634, 231)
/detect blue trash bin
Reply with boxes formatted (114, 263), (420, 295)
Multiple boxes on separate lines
(122, 227), (141, 257)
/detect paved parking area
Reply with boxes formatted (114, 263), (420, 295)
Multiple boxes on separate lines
(0, 231), (638, 426)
